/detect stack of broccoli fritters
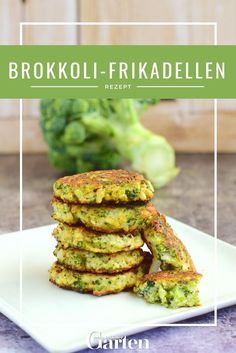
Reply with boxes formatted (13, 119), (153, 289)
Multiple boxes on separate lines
(49, 170), (155, 296)
(49, 169), (202, 307)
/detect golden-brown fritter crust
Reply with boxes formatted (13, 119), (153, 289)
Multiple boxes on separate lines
(49, 253), (152, 296)
(53, 223), (144, 253)
(58, 170), (146, 187)
(51, 263), (142, 275)
(49, 277), (135, 296)
(158, 214), (196, 270)
(53, 169), (154, 204)
(51, 197), (157, 233)
(140, 270), (202, 283)
(54, 246), (145, 274)
(143, 213), (196, 271)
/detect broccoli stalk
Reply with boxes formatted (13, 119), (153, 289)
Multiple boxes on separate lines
(108, 99), (179, 188)
(40, 98), (179, 188)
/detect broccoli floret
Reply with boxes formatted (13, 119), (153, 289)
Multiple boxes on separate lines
(62, 121), (86, 145)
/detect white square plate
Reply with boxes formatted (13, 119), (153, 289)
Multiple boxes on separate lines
(0, 218), (236, 353)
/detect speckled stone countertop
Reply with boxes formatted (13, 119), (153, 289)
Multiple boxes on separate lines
(0, 154), (235, 353)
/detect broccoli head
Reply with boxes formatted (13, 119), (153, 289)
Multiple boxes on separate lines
(40, 98), (179, 188)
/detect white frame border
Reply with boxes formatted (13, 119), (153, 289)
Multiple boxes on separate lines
(19, 21), (218, 328)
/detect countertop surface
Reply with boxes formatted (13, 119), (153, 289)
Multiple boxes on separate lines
(0, 153), (235, 353)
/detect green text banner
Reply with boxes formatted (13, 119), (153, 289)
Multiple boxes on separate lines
(0, 45), (235, 98)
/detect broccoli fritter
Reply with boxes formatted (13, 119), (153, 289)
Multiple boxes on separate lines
(53, 170), (154, 204)
(53, 223), (144, 253)
(134, 271), (202, 308)
(52, 198), (157, 233)
(143, 214), (196, 272)
(54, 245), (144, 273)
(49, 252), (152, 296)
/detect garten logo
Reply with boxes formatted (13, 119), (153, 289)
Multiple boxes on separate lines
(87, 331), (150, 350)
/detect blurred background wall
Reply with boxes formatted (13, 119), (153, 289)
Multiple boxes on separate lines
(0, 0), (235, 154)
